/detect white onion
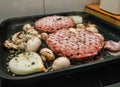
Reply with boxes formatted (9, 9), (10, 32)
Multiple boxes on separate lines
(8, 52), (46, 75)
(51, 57), (71, 70)
(26, 36), (41, 52)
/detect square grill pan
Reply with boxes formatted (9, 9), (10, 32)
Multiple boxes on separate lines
(0, 11), (120, 82)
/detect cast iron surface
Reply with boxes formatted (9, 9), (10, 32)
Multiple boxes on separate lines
(0, 11), (120, 82)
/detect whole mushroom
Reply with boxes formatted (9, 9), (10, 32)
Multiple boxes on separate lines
(39, 48), (55, 62)
(23, 24), (32, 31)
(86, 24), (98, 33)
(40, 32), (48, 41)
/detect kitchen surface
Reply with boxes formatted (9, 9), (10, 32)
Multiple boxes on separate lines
(0, 0), (120, 87)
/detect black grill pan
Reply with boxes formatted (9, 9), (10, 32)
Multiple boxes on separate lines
(0, 11), (120, 83)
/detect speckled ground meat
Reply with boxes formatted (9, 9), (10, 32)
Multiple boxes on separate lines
(34, 15), (74, 33)
(46, 28), (103, 60)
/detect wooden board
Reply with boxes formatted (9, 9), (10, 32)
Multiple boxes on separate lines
(84, 4), (120, 26)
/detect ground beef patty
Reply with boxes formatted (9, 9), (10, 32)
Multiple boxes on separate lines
(34, 15), (74, 33)
(46, 28), (103, 60)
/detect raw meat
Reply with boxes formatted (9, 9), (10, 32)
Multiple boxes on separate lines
(34, 15), (75, 33)
(46, 28), (103, 60)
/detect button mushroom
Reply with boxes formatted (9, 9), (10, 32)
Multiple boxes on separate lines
(39, 48), (55, 62)
(40, 32), (48, 41)
(23, 24), (32, 31)
(85, 24), (98, 33)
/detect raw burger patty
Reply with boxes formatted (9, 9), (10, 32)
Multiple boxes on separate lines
(34, 15), (74, 33)
(46, 28), (103, 60)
